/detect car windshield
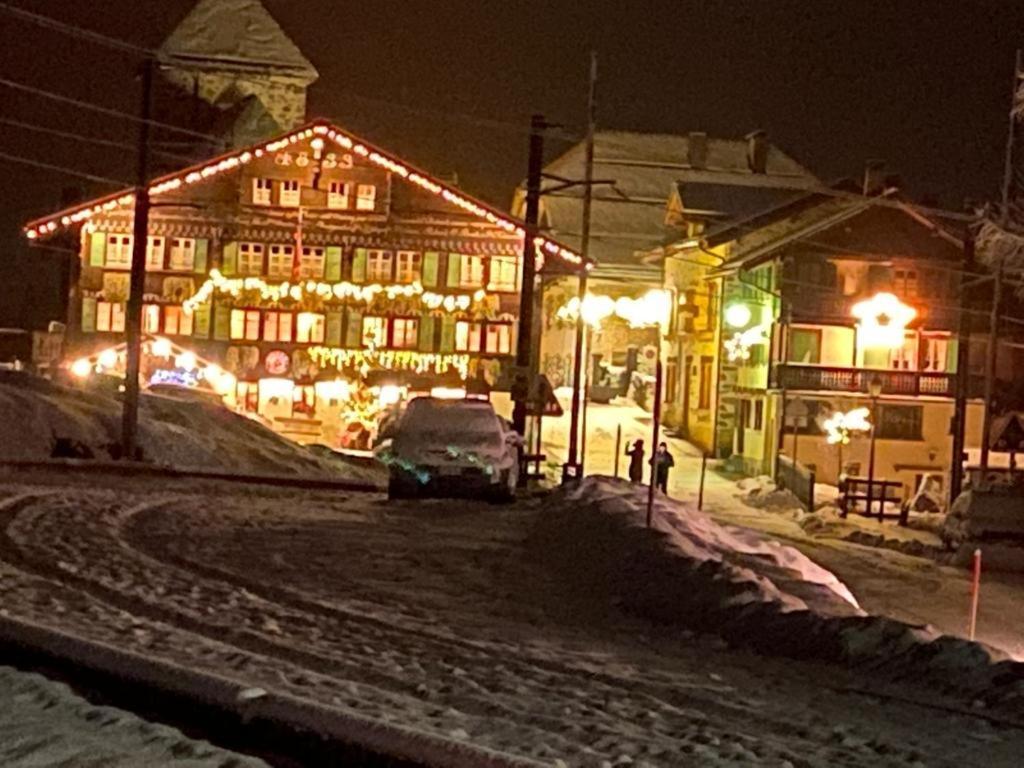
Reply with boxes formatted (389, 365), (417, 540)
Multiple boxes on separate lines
(400, 400), (503, 447)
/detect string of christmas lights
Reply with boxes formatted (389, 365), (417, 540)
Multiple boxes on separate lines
(308, 345), (471, 379)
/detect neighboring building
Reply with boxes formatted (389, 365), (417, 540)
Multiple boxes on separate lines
(23, 121), (581, 445)
(512, 130), (815, 388)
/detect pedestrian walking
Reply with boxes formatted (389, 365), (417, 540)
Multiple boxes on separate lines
(625, 439), (645, 483)
(652, 442), (675, 494)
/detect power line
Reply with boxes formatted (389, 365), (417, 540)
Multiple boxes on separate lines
(0, 1), (150, 57)
(0, 149), (131, 186)
(0, 117), (198, 163)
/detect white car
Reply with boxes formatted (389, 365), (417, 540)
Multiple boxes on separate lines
(383, 396), (521, 501)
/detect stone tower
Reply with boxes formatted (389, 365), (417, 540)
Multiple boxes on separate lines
(159, 0), (319, 145)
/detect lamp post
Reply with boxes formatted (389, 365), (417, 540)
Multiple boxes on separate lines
(866, 376), (883, 521)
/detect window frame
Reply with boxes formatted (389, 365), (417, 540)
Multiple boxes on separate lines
(390, 317), (419, 349)
(238, 242), (265, 276)
(327, 181), (350, 210)
(267, 244), (295, 279)
(488, 255), (519, 292)
(366, 250), (394, 283)
(459, 255), (486, 289)
(105, 234), (133, 269)
(279, 179), (301, 208)
(252, 177), (273, 205)
(394, 251), (422, 284)
(295, 312), (326, 344)
(361, 315), (388, 348)
(877, 405), (924, 441)
(355, 184), (377, 211)
(299, 246), (326, 279)
(168, 237), (196, 272)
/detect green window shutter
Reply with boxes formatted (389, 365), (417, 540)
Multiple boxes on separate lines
(946, 339), (958, 373)
(422, 252), (440, 287)
(325, 310), (343, 346)
(213, 303), (231, 341)
(194, 238), (209, 274)
(446, 253), (462, 288)
(419, 314), (436, 352)
(344, 308), (363, 347)
(439, 315), (456, 352)
(89, 233), (106, 267)
(192, 303), (211, 339)
(325, 246), (343, 281)
(351, 248), (367, 283)
(221, 242), (238, 276)
(81, 297), (97, 333)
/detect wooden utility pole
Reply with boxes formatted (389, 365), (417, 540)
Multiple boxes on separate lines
(121, 58), (154, 460)
(949, 228), (974, 501)
(980, 262), (1003, 475)
(564, 52), (598, 482)
(646, 357), (663, 528)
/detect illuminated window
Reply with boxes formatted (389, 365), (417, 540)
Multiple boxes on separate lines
(299, 246), (325, 279)
(455, 320), (482, 352)
(230, 309), (261, 341)
(106, 235), (133, 269)
(296, 312), (325, 344)
(238, 243), (264, 276)
(280, 180), (300, 207)
(267, 245), (294, 278)
(356, 184), (376, 211)
(488, 255), (518, 291)
(146, 237), (165, 270)
(163, 306), (192, 336)
(395, 251), (422, 283)
(293, 384), (316, 417)
(263, 311), (293, 342)
(96, 302), (126, 333)
(142, 304), (161, 333)
(253, 178), (272, 205)
(366, 250), (393, 282)
(485, 323), (512, 354)
(362, 316), (387, 348)
(391, 318), (419, 349)
(169, 238), (195, 271)
(327, 181), (349, 209)
(460, 255), (485, 288)
(922, 335), (949, 372)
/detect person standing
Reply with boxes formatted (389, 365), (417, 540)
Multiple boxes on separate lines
(652, 442), (675, 494)
(625, 439), (645, 483)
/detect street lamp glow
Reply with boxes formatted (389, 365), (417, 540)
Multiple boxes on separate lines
(823, 407), (872, 445)
(151, 338), (173, 358)
(852, 292), (916, 349)
(175, 351), (198, 371)
(70, 358), (92, 378)
(724, 302), (752, 329)
(98, 349), (118, 370)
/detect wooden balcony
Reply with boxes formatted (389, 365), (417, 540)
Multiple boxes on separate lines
(771, 364), (956, 397)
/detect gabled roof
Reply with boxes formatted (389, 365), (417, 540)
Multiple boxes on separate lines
(160, 0), (318, 81)
(23, 120), (585, 270)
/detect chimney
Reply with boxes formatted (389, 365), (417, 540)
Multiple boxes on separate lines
(687, 132), (708, 169)
(863, 159), (886, 195)
(745, 130), (768, 174)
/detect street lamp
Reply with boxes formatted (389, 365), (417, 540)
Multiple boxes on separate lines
(865, 376), (883, 520)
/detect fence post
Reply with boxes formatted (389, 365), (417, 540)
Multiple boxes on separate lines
(968, 548), (982, 641)
(613, 424), (622, 479)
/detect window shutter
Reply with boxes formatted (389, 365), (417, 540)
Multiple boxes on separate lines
(194, 238), (209, 274)
(81, 297), (97, 333)
(325, 246), (343, 281)
(213, 303), (231, 341)
(446, 253), (462, 288)
(351, 248), (367, 283)
(344, 308), (363, 347)
(419, 313), (436, 351)
(946, 339), (958, 372)
(422, 252), (440, 287)
(325, 310), (343, 346)
(439, 315), (456, 352)
(221, 242), (238, 276)
(89, 232), (106, 267)
(192, 303), (211, 339)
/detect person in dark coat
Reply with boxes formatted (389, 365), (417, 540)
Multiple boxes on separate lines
(652, 442), (675, 493)
(625, 439), (645, 483)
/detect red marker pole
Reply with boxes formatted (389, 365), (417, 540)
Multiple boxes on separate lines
(968, 548), (982, 641)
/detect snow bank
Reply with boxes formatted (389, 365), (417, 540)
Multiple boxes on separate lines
(0, 666), (269, 767)
(943, 489), (1024, 571)
(0, 374), (380, 482)
(536, 477), (1024, 709)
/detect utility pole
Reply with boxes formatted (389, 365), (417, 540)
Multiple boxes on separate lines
(121, 57), (154, 460)
(512, 115), (545, 438)
(979, 261), (1003, 475)
(949, 227), (973, 501)
(564, 51), (598, 482)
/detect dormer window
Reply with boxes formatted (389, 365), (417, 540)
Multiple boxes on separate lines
(356, 184), (376, 211)
(253, 178), (272, 205)
(327, 181), (350, 210)
(280, 180), (301, 207)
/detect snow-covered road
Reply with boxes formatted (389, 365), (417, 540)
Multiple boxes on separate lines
(0, 469), (1021, 767)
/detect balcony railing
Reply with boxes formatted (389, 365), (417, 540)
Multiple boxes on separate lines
(771, 364), (956, 397)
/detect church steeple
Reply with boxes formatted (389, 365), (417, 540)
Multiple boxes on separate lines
(159, 0), (318, 139)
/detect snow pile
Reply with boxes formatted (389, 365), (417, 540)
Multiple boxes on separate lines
(0, 666), (269, 767)
(0, 374), (380, 482)
(942, 489), (1024, 572)
(536, 477), (1024, 706)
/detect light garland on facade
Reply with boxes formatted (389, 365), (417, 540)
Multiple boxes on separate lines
(556, 289), (672, 330)
(724, 326), (768, 362)
(182, 270), (487, 315)
(308, 345), (470, 379)
(823, 407), (871, 445)
(22, 121), (585, 269)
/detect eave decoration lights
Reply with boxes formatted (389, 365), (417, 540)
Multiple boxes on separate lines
(22, 122), (584, 271)
(557, 290), (673, 330)
(851, 292), (916, 349)
(823, 407), (872, 445)
(308, 346), (471, 380)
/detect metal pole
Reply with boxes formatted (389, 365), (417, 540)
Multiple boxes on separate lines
(580, 325), (592, 473)
(614, 424), (622, 478)
(121, 58), (154, 461)
(968, 548), (983, 640)
(512, 115), (545, 439)
(949, 228), (974, 502)
(697, 452), (707, 510)
(564, 51), (598, 482)
(646, 355), (663, 528)
(980, 262), (1003, 477)
(867, 396), (878, 520)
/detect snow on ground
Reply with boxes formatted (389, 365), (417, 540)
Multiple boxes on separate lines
(0, 372), (381, 482)
(0, 665), (269, 768)
(0, 468), (1022, 767)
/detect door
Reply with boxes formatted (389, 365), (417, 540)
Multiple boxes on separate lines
(737, 399), (750, 454)
(682, 355), (693, 435)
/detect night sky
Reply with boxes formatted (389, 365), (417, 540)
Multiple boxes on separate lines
(2, 0), (1024, 328)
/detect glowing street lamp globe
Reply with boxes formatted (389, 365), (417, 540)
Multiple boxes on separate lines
(724, 302), (752, 329)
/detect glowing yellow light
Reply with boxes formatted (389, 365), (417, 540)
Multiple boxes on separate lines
(97, 349), (118, 370)
(71, 358), (92, 378)
(151, 338), (173, 358)
(430, 386), (467, 400)
(315, 379), (351, 402)
(557, 290), (671, 329)
(823, 407), (872, 445)
(377, 384), (404, 406)
(852, 293), (916, 349)
(724, 303), (752, 329)
(175, 351), (197, 371)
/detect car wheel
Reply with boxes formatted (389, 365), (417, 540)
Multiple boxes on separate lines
(492, 466), (517, 503)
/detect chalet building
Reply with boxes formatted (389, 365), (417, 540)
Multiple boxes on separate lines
(24, 122), (581, 445)
(512, 130), (815, 390)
